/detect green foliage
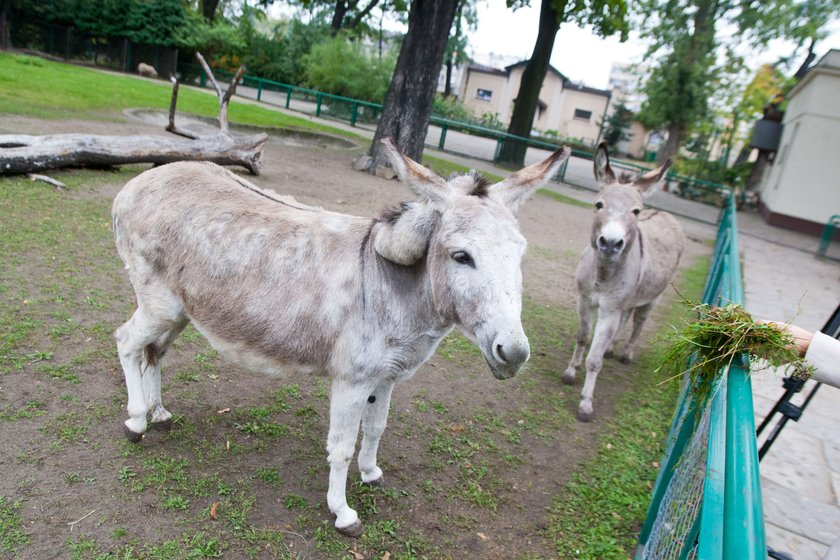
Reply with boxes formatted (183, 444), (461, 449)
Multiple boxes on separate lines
(175, 14), (245, 60)
(601, 103), (634, 149)
(303, 36), (395, 102)
(659, 302), (813, 405)
(241, 19), (330, 85)
(15, 0), (188, 46)
(431, 95), (473, 121)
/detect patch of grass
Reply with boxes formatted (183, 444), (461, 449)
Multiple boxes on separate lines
(0, 497), (29, 555)
(0, 52), (362, 142)
(537, 187), (591, 208)
(421, 155), (504, 183)
(544, 254), (711, 559)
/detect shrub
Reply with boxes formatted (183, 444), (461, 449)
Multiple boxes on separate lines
(303, 36), (394, 103)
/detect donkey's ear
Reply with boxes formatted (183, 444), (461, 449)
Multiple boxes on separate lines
(634, 159), (671, 198)
(594, 142), (617, 185)
(489, 146), (571, 213)
(380, 138), (451, 206)
(373, 202), (438, 265)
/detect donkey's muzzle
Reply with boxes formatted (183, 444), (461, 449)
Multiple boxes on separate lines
(597, 236), (624, 255)
(486, 333), (530, 379)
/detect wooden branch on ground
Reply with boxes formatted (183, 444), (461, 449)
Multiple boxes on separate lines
(0, 133), (268, 176)
(27, 173), (66, 189)
(0, 52), (266, 177)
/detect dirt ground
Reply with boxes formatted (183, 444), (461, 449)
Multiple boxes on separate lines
(0, 113), (712, 560)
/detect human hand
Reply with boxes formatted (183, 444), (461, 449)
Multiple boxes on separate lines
(762, 321), (814, 357)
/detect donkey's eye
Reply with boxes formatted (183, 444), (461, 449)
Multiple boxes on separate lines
(452, 251), (474, 266)
(595, 201), (604, 210)
(632, 208), (641, 216)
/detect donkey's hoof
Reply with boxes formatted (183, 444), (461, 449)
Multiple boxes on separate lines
(619, 355), (632, 364)
(363, 476), (384, 488)
(604, 350), (615, 359)
(123, 425), (144, 443)
(151, 418), (173, 432)
(336, 520), (365, 538)
(561, 370), (576, 385)
(577, 409), (595, 422)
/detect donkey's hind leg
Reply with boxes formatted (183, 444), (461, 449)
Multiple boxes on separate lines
(619, 301), (655, 364)
(144, 316), (190, 432)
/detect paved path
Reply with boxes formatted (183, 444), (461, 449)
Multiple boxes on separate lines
(184, 83), (840, 557)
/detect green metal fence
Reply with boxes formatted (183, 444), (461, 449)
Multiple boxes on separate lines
(817, 214), (840, 260)
(636, 195), (766, 559)
(177, 62), (731, 207)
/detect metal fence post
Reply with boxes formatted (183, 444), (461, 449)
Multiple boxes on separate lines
(350, 102), (358, 127)
(285, 87), (292, 109)
(256, 78), (263, 102)
(438, 124), (448, 150)
(315, 93), (322, 117)
(494, 138), (504, 163)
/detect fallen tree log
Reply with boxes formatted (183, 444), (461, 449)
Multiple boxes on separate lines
(0, 132), (268, 176)
(0, 53), (267, 177)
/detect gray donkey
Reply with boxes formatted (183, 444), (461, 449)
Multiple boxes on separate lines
(562, 144), (684, 421)
(112, 139), (570, 536)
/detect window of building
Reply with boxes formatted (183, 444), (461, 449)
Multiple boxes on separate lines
(574, 108), (592, 121)
(476, 88), (493, 101)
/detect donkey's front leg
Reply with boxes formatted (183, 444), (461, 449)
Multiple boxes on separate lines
(326, 378), (370, 538)
(578, 310), (621, 422)
(619, 302), (655, 364)
(358, 381), (395, 486)
(562, 299), (596, 385)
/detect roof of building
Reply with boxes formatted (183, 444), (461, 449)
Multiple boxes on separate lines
(563, 82), (612, 98)
(466, 62), (510, 77)
(504, 60), (567, 81)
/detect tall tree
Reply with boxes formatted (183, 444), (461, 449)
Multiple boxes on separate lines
(442, 0), (477, 97)
(496, 0), (628, 167)
(637, 0), (840, 163)
(601, 103), (634, 149)
(366, 0), (460, 169)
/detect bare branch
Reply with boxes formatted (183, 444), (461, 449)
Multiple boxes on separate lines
(165, 76), (200, 140)
(196, 52), (223, 98)
(218, 66), (246, 133)
(27, 173), (66, 189)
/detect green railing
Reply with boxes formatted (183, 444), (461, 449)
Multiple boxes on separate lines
(177, 62), (731, 205)
(817, 214), (840, 259)
(636, 195), (765, 559)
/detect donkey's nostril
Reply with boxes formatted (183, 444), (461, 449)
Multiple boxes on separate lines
(615, 239), (624, 249)
(496, 343), (508, 363)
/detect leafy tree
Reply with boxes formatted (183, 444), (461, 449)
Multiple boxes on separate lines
(367, 0), (460, 168)
(496, 0), (629, 167)
(442, 0), (478, 97)
(303, 35), (395, 101)
(243, 19), (330, 84)
(601, 103), (633, 149)
(636, 0), (840, 163)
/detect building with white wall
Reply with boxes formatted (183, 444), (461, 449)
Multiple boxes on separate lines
(458, 60), (611, 145)
(758, 49), (840, 235)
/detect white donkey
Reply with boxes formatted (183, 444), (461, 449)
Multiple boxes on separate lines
(562, 144), (684, 421)
(112, 139), (571, 536)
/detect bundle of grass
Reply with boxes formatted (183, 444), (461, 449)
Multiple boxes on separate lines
(658, 302), (814, 404)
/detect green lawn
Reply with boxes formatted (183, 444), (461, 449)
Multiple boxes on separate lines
(0, 52), (362, 140)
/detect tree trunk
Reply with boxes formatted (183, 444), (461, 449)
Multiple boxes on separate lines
(201, 0), (220, 22)
(367, 0), (460, 170)
(331, 0), (349, 33)
(0, 0), (11, 50)
(0, 133), (268, 176)
(444, 55), (454, 97)
(657, 122), (684, 163)
(496, 0), (563, 167)
(656, 0), (715, 164)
